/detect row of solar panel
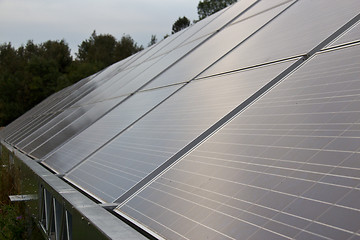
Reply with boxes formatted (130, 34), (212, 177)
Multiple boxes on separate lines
(1, 0), (360, 239)
(115, 44), (360, 240)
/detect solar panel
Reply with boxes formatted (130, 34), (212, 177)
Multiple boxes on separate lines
(4, 66), (118, 145)
(8, 1), (258, 157)
(143, 0), (294, 90)
(116, 44), (360, 240)
(2, 0), (360, 239)
(200, 0), (360, 77)
(42, 85), (182, 174)
(330, 21), (360, 47)
(64, 59), (297, 203)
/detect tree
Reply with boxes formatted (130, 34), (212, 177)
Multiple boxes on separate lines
(77, 31), (142, 69)
(0, 32), (142, 126)
(197, 0), (237, 20)
(172, 16), (191, 34)
(73, 32), (142, 84)
(77, 31), (117, 68)
(0, 40), (73, 126)
(148, 35), (158, 47)
(114, 34), (143, 60)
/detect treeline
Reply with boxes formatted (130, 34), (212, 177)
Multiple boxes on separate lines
(0, 32), (142, 126)
(0, 0), (237, 127)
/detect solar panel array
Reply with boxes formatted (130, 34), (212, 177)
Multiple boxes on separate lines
(1, 0), (360, 239)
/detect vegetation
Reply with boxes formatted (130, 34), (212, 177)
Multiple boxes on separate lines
(0, 0), (239, 238)
(171, 0), (237, 33)
(197, 0), (238, 20)
(0, 155), (42, 239)
(172, 16), (191, 34)
(0, 0), (237, 127)
(148, 35), (158, 47)
(0, 32), (142, 127)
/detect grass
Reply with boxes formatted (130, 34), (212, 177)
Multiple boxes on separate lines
(0, 154), (43, 240)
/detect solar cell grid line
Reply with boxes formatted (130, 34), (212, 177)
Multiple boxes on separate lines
(2, 85), (70, 141)
(1, 1), (268, 148)
(329, 21), (360, 48)
(153, 0), (261, 58)
(63, 58), (299, 204)
(5, 59), (127, 144)
(34, 0), (272, 168)
(116, 44), (360, 240)
(143, 0), (296, 91)
(42, 85), (183, 175)
(199, 0), (360, 78)
(108, 0), (253, 91)
(120, 0), (265, 94)
(26, 98), (128, 159)
(7, 61), (130, 148)
(62, 60), (135, 107)
(124, 6), (222, 69)
(114, 8), (360, 203)
(129, 0), (260, 69)
(13, 92), (103, 147)
(19, 106), (93, 152)
(5, 75), (99, 144)
(0, 75), (93, 140)
(67, 1), (260, 107)
(120, 176), (341, 240)
(80, 38), (206, 104)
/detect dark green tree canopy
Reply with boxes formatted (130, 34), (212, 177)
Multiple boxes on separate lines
(0, 40), (73, 126)
(172, 16), (191, 34)
(0, 32), (143, 126)
(77, 31), (142, 70)
(115, 34), (143, 60)
(148, 35), (158, 47)
(197, 0), (237, 20)
(76, 31), (117, 67)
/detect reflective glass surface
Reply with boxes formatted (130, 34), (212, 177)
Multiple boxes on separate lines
(27, 98), (121, 159)
(329, 21), (360, 47)
(143, 0), (294, 90)
(117, 45), (360, 240)
(5, 75), (94, 144)
(65, 60), (296, 203)
(43, 85), (181, 174)
(200, 0), (360, 77)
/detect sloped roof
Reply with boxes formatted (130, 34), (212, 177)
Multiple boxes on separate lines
(2, 0), (360, 239)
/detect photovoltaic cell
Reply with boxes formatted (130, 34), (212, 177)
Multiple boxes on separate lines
(143, 0), (294, 90)
(4, 75), (95, 144)
(4, 63), (126, 146)
(27, 98), (122, 159)
(116, 44), (360, 240)
(200, 0), (360, 77)
(68, 5), (244, 107)
(64, 59), (296, 203)
(111, 37), (207, 95)
(1, 1), (360, 240)
(42, 85), (182, 174)
(329, 21), (360, 48)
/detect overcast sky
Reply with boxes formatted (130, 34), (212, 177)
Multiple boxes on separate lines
(0, 0), (199, 55)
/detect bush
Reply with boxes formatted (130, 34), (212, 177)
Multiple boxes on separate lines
(0, 157), (42, 239)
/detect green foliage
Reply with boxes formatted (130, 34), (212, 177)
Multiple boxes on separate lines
(148, 35), (158, 47)
(77, 31), (117, 68)
(0, 157), (42, 240)
(172, 16), (191, 34)
(77, 31), (142, 70)
(0, 205), (26, 239)
(197, 0), (237, 20)
(0, 40), (73, 126)
(0, 31), (143, 127)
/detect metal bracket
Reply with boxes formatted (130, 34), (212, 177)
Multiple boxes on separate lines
(9, 194), (38, 202)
